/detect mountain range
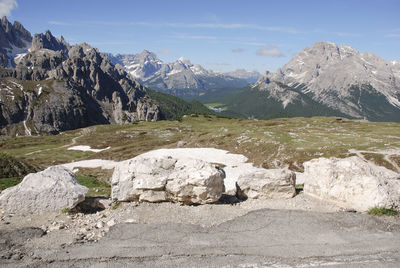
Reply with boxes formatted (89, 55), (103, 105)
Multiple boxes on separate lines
(1, 17), (400, 137)
(0, 16), (160, 135)
(200, 42), (400, 122)
(107, 51), (259, 96)
(248, 42), (400, 121)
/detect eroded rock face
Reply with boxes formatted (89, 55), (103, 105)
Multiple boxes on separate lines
(236, 168), (296, 200)
(303, 156), (400, 211)
(0, 166), (88, 213)
(2, 34), (159, 135)
(111, 155), (225, 205)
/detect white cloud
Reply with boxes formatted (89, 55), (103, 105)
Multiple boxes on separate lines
(158, 49), (171, 54)
(386, 33), (400, 38)
(0, 0), (18, 17)
(232, 48), (244, 53)
(334, 32), (363, 37)
(386, 29), (400, 38)
(256, 45), (285, 57)
(169, 33), (217, 40)
(207, 62), (231, 66)
(48, 21), (73, 26)
(47, 19), (300, 35)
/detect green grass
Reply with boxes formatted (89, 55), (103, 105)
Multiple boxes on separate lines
(0, 153), (38, 178)
(0, 116), (399, 176)
(0, 177), (22, 191)
(147, 89), (215, 120)
(76, 174), (111, 197)
(61, 208), (72, 214)
(295, 184), (304, 194)
(367, 207), (399, 216)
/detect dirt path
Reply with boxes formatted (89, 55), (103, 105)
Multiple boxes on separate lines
(2, 208), (399, 267)
(25, 133), (83, 156)
(349, 148), (400, 172)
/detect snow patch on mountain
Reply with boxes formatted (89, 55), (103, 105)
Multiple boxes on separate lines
(107, 51), (249, 95)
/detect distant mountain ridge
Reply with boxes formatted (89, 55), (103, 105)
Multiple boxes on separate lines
(107, 51), (253, 96)
(224, 69), (261, 83)
(249, 41), (400, 121)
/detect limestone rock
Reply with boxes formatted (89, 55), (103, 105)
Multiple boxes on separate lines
(31, 30), (69, 54)
(111, 155), (225, 205)
(303, 156), (400, 211)
(0, 16), (32, 68)
(236, 168), (296, 200)
(0, 166), (88, 213)
(2, 40), (160, 135)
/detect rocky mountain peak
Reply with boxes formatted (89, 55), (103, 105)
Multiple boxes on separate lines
(225, 69), (261, 83)
(252, 41), (400, 121)
(31, 30), (69, 54)
(1, 16), (11, 32)
(11, 20), (31, 41)
(177, 57), (192, 66)
(135, 50), (159, 63)
(0, 16), (32, 67)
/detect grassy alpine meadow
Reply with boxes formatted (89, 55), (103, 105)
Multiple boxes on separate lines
(0, 115), (400, 171)
(0, 115), (399, 197)
(0, 115), (399, 173)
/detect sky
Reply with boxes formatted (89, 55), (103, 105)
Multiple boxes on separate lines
(2, 0), (400, 73)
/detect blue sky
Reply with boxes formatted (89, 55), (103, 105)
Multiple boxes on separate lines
(2, 0), (400, 73)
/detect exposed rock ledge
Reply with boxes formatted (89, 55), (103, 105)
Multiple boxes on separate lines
(303, 156), (400, 211)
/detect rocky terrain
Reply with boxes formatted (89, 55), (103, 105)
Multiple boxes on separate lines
(1, 147), (400, 267)
(252, 42), (400, 121)
(0, 17), (160, 135)
(0, 16), (31, 68)
(108, 51), (250, 96)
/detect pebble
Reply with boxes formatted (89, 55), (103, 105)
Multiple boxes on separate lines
(107, 219), (116, 227)
(96, 221), (104, 228)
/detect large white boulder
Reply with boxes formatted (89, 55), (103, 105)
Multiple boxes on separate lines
(137, 148), (250, 194)
(0, 166), (88, 213)
(236, 168), (296, 200)
(111, 155), (225, 205)
(303, 156), (400, 211)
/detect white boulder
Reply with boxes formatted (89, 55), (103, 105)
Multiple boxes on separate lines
(111, 155), (225, 205)
(0, 166), (88, 213)
(303, 156), (400, 211)
(236, 168), (296, 200)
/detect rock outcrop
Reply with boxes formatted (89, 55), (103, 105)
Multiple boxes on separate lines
(236, 168), (296, 200)
(303, 156), (400, 211)
(0, 166), (88, 213)
(1, 27), (160, 135)
(111, 155), (225, 205)
(31, 30), (69, 54)
(0, 16), (32, 67)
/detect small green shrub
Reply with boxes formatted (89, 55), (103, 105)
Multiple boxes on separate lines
(61, 208), (72, 214)
(367, 207), (398, 216)
(295, 184), (304, 194)
(0, 153), (38, 178)
(76, 174), (111, 197)
(111, 201), (121, 210)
